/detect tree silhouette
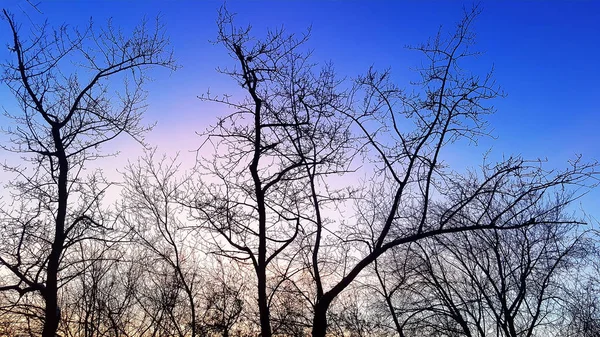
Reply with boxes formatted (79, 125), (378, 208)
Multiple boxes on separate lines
(0, 4), (597, 337)
(0, 11), (175, 337)
(193, 6), (597, 337)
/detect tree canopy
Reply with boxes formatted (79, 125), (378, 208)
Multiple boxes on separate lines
(0, 3), (598, 337)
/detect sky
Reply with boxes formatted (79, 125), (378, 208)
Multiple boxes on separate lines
(0, 0), (599, 220)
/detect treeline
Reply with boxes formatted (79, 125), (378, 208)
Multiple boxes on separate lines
(0, 5), (598, 337)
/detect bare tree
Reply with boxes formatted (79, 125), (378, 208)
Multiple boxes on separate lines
(188, 7), (354, 337)
(402, 220), (588, 337)
(198, 261), (246, 337)
(58, 245), (144, 337)
(190, 5), (596, 337)
(0, 10), (175, 337)
(301, 7), (595, 337)
(121, 150), (201, 337)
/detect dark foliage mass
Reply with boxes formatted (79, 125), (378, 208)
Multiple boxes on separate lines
(0, 5), (598, 337)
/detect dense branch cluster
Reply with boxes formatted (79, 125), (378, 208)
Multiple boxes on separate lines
(0, 5), (598, 337)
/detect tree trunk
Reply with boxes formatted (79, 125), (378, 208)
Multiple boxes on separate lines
(258, 269), (271, 337)
(41, 279), (60, 337)
(311, 302), (330, 337)
(42, 128), (68, 337)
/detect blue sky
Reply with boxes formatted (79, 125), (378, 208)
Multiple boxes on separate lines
(1, 0), (599, 219)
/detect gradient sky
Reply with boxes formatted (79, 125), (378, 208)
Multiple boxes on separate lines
(1, 0), (599, 220)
